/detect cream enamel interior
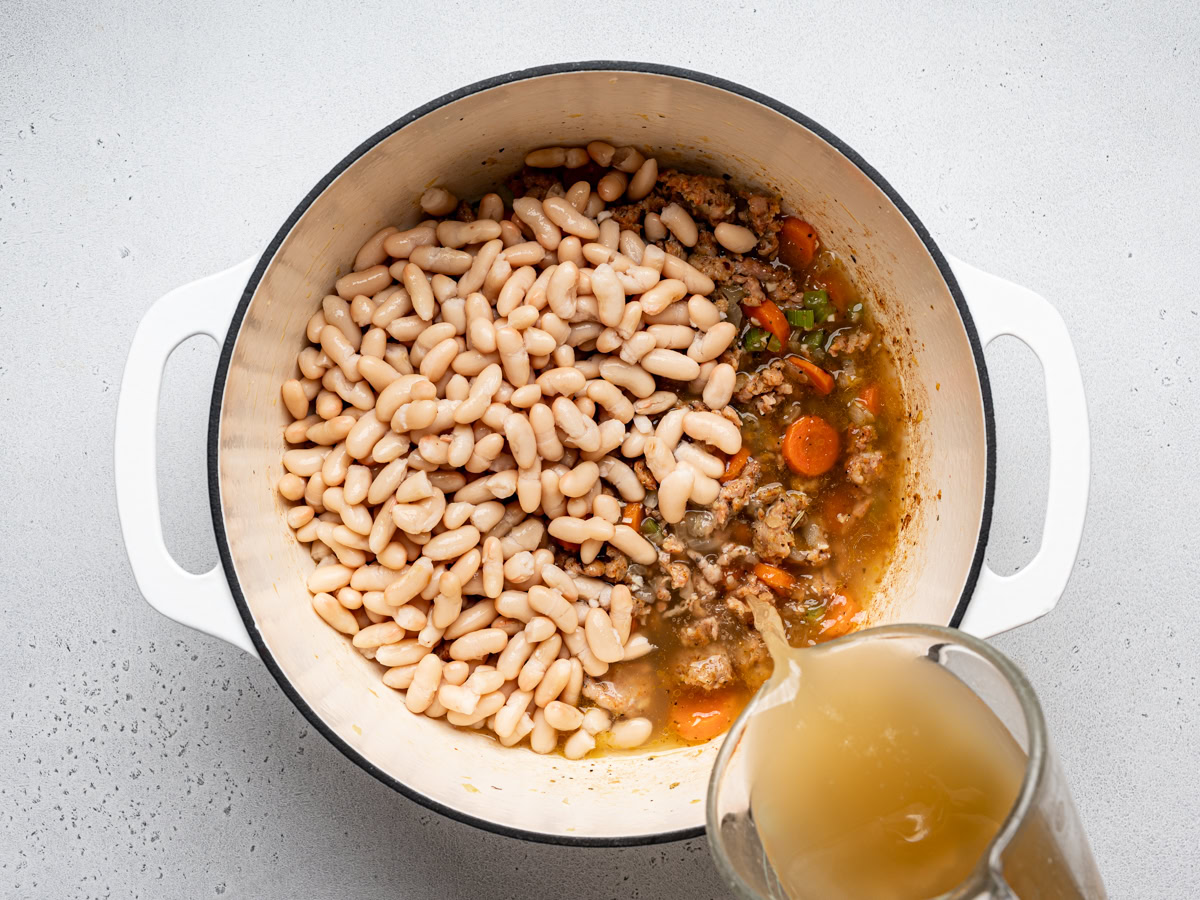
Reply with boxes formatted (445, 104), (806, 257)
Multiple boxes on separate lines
(215, 68), (989, 842)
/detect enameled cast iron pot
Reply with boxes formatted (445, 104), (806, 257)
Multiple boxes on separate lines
(115, 62), (1090, 846)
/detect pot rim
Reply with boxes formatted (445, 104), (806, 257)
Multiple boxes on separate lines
(207, 60), (997, 848)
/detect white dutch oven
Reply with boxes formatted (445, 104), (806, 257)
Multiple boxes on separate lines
(114, 63), (1090, 845)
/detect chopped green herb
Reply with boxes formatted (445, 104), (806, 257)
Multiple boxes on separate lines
(803, 290), (835, 324)
(640, 518), (660, 536)
(802, 329), (827, 354)
(805, 607), (825, 624)
(743, 327), (771, 353)
(785, 308), (816, 330)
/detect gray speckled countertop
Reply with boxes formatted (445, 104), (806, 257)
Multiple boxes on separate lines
(2, 2), (1197, 897)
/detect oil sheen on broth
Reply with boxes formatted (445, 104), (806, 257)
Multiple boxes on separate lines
(745, 610), (1026, 900)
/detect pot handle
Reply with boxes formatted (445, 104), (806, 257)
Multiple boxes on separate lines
(947, 255), (1091, 638)
(114, 257), (261, 658)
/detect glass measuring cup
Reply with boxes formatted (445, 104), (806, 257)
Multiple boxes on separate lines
(706, 624), (1106, 899)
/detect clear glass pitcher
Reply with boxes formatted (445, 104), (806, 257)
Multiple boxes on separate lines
(706, 625), (1106, 899)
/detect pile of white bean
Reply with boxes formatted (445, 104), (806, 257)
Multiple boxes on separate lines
(277, 141), (748, 757)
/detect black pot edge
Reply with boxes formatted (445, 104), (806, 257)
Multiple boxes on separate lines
(206, 60), (996, 848)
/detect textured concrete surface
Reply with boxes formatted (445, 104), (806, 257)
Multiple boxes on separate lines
(2, 1), (1197, 896)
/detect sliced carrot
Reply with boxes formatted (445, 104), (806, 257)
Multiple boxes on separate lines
(754, 563), (796, 592)
(743, 299), (790, 347)
(782, 415), (840, 476)
(820, 483), (862, 535)
(670, 688), (741, 742)
(719, 446), (750, 483)
(815, 268), (854, 313)
(778, 217), (819, 269)
(814, 593), (865, 642)
(857, 383), (882, 415)
(622, 502), (644, 531)
(787, 355), (835, 396)
(554, 538), (581, 553)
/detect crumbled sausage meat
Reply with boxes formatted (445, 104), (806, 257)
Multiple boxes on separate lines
(739, 193), (783, 257)
(729, 630), (773, 691)
(672, 646), (735, 690)
(660, 170), (738, 225)
(667, 561), (691, 589)
(753, 491), (810, 561)
(608, 194), (666, 231)
(725, 580), (777, 625)
(829, 328), (873, 357)
(735, 358), (793, 415)
(633, 460), (658, 490)
(505, 167), (559, 201)
(846, 450), (885, 486)
(583, 549), (630, 582)
(679, 616), (720, 648)
(712, 457), (760, 526)
(582, 664), (655, 716)
(454, 200), (476, 222)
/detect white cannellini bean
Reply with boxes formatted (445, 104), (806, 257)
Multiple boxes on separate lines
(524, 616), (557, 643)
(446, 690), (506, 727)
(527, 585), (577, 634)
(405, 653), (443, 714)
(517, 634), (563, 692)
(661, 253), (716, 295)
(493, 689), (534, 739)
(530, 709), (557, 754)
(622, 633), (655, 660)
(544, 700), (584, 732)
(499, 712), (535, 747)
(525, 146), (567, 167)
(533, 657), (572, 707)
(674, 441), (726, 479)
(691, 322), (738, 363)
(438, 683), (480, 716)
(542, 196), (600, 241)
(626, 157), (658, 201)
(581, 707), (612, 735)
(714, 222), (758, 253)
(633, 390), (677, 417)
(375, 639), (430, 667)
(312, 591), (358, 634)
(420, 187), (457, 216)
(448, 627), (508, 660)
(609, 717), (653, 749)
(609, 584), (633, 644)
(659, 203), (698, 246)
(513, 197), (562, 251)
(382, 664), (419, 690)
(443, 600), (496, 639)
(584, 607), (624, 663)
(683, 410), (742, 454)
(563, 728), (596, 760)
(638, 278), (688, 316)
(496, 631), (537, 681)
(596, 171), (627, 203)
(647, 324), (695, 350)
(658, 467), (694, 524)
(703, 363), (736, 409)
(640, 348), (700, 382)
